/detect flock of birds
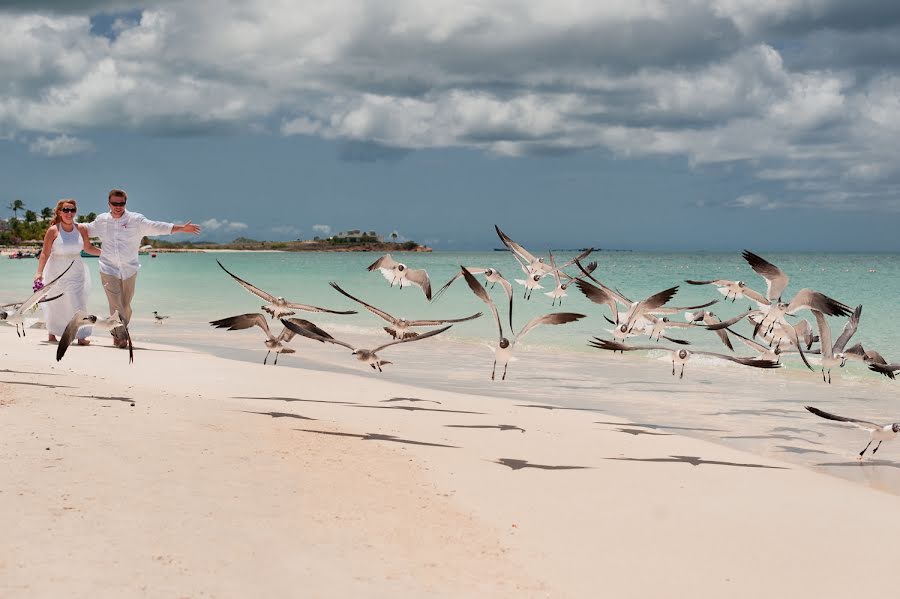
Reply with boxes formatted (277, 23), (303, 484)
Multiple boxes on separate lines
(3, 224), (899, 457)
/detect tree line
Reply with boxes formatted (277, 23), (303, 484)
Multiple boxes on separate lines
(2, 199), (96, 245)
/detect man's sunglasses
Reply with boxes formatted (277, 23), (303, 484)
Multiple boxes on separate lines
(60, 207), (77, 214)
(109, 200), (127, 207)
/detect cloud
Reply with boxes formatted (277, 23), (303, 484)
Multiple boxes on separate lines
(201, 218), (248, 231)
(3, 1), (900, 209)
(312, 224), (331, 235)
(28, 134), (94, 156)
(727, 193), (781, 210)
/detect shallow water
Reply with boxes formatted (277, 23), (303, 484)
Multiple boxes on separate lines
(3, 250), (899, 493)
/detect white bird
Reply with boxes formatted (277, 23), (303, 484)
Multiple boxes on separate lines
(809, 304), (862, 384)
(210, 313), (333, 365)
(805, 406), (900, 458)
(280, 319), (452, 372)
(366, 254), (432, 300)
(543, 253), (597, 307)
(152, 311), (170, 323)
(684, 277), (768, 304)
(218, 260), (357, 318)
(588, 338), (780, 379)
(433, 266), (514, 329)
(683, 310), (734, 351)
(57, 310), (133, 363)
(2, 261), (74, 337)
(494, 225), (594, 276)
(460, 267), (585, 380)
(512, 252), (546, 300)
(329, 282), (481, 339)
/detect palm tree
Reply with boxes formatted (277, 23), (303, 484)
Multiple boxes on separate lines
(7, 199), (24, 218)
(40, 206), (53, 220)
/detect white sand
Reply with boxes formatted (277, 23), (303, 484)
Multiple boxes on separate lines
(2, 329), (899, 598)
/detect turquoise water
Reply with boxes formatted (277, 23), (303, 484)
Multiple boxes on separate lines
(4, 250), (900, 492)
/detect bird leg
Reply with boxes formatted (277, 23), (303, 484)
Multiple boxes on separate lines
(680, 364), (685, 379)
(377, 362), (383, 372)
(502, 363), (508, 381)
(860, 440), (873, 457)
(274, 352), (279, 365)
(263, 351), (269, 365)
(371, 363), (377, 370)
(672, 360), (675, 376)
(873, 441), (883, 454)
(827, 370), (831, 384)
(491, 360), (496, 380)
(822, 368), (826, 382)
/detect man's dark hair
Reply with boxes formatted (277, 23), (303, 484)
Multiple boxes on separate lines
(108, 188), (127, 201)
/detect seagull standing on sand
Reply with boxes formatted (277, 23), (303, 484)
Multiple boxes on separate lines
(280, 320), (452, 372)
(588, 339), (780, 379)
(329, 282), (481, 339)
(2, 261), (73, 337)
(217, 260), (357, 318)
(805, 406), (900, 457)
(152, 311), (170, 323)
(460, 267), (585, 380)
(210, 313), (333, 365)
(367, 254), (432, 300)
(57, 310), (133, 363)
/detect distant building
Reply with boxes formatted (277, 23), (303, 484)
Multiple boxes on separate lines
(0, 218), (8, 232)
(330, 229), (383, 243)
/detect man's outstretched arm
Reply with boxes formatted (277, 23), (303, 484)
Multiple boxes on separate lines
(172, 221), (201, 235)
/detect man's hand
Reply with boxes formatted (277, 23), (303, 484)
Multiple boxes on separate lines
(175, 221), (201, 235)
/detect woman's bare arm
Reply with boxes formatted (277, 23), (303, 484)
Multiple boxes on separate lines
(78, 224), (101, 256)
(35, 225), (59, 281)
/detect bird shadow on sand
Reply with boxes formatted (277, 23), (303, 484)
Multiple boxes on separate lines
(705, 408), (802, 418)
(607, 455), (787, 469)
(772, 426), (825, 438)
(295, 429), (458, 448)
(817, 459), (900, 469)
(493, 458), (589, 471)
(516, 404), (605, 413)
(69, 394), (135, 404)
(445, 424), (525, 433)
(593, 420), (725, 433)
(382, 397), (442, 405)
(241, 410), (316, 420)
(614, 427), (672, 436)
(232, 395), (358, 406)
(0, 380), (74, 389)
(353, 405), (485, 415)
(0, 368), (57, 376)
(776, 445), (832, 456)
(722, 433), (822, 445)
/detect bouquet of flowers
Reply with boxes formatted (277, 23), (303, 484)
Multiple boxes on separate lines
(33, 279), (44, 294)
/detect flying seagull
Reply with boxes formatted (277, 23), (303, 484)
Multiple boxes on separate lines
(1, 261), (74, 337)
(329, 282), (481, 339)
(433, 266), (514, 329)
(366, 254), (432, 300)
(217, 260), (357, 319)
(210, 313), (333, 365)
(588, 338), (780, 379)
(57, 310), (133, 363)
(809, 304), (862, 384)
(280, 319), (452, 372)
(684, 278), (768, 304)
(805, 406), (900, 457)
(460, 267), (585, 380)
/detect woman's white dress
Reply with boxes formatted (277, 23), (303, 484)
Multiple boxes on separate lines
(41, 225), (92, 339)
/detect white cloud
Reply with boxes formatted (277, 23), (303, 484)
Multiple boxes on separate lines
(312, 224), (331, 235)
(2, 2), (900, 209)
(728, 193), (781, 210)
(201, 218), (248, 231)
(28, 134), (94, 156)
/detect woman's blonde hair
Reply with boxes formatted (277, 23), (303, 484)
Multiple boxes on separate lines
(51, 198), (77, 226)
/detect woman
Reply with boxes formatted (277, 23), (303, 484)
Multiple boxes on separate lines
(34, 199), (100, 344)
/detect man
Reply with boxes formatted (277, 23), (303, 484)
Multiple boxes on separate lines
(85, 188), (200, 347)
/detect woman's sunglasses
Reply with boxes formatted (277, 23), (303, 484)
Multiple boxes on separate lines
(60, 207), (77, 214)
(109, 200), (126, 207)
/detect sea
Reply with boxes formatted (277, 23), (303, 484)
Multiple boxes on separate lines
(3, 250), (900, 493)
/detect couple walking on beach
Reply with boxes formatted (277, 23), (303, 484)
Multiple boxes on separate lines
(34, 188), (200, 347)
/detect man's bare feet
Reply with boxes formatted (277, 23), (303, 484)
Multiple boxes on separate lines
(48, 334), (58, 343)
(77, 339), (91, 346)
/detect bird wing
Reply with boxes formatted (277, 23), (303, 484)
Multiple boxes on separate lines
(517, 312), (585, 340)
(15, 261), (75, 316)
(728, 329), (769, 354)
(704, 309), (762, 331)
(574, 259), (630, 305)
(809, 310), (833, 360)
(217, 260), (277, 303)
(279, 318), (335, 343)
(701, 313), (734, 351)
(869, 363), (899, 380)
(741, 286), (771, 306)
(461, 267), (503, 341)
(280, 318), (355, 350)
(804, 406), (880, 431)
(575, 279), (620, 325)
(684, 279), (731, 286)
(433, 268), (486, 301)
(549, 252), (561, 287)
(626, 286), (678, 330)
(785, 289), (851, 317)
(742, 250), (789, 301)
(495, 274), (514, 331)
(404, 268), (432, 300)
(557, 248), (595, 270)
(588, 338), (663, 352)
(209, 313), (272, 338)
(366, 253), (399, 272)
(284, 300), (357, 315)
(407, 312), (482, 327)
(329, 282), (396, 324)
(651, 298), (718, 314)
(691, 350), (781, 368)
(560, 261), (597, 283)
(832, 305), (861, 354)
(56, 311), (94, 362)
(372, 324), (452, 353)
(495, 225), (538, 265)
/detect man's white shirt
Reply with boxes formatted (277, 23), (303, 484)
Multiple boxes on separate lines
(85, 211), (173, 279)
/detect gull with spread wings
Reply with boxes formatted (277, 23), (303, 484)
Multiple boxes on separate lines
(366, 254), (432, 300)
(433, 266), (514, 330)
(809, 304), (862, 384)
(57, 310), (133, 363)
(210, 313), (333, 365)
(280, 319), (452, 372)
(2, 261), (73, 337)
(329, 282), (481, 339)
(460, 267), (585, 380)
(217, 260), (356, 319)
(805, 406), (900, 458)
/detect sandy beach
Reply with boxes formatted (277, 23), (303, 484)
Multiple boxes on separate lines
(3, 327), (900, 598)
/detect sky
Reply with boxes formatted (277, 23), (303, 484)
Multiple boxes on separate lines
(1, 0), (899, 251)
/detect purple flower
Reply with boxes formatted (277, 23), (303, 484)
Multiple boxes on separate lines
(33, 280), (44, 293)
